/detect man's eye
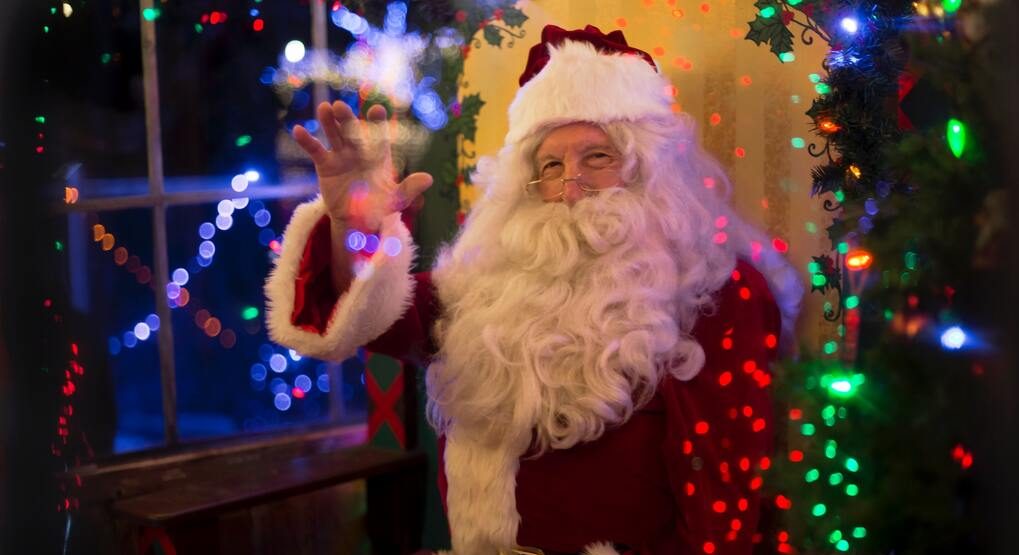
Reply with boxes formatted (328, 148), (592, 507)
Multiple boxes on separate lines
(541, 161), (561, 173)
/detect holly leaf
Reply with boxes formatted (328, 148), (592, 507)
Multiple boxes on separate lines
(826, 219), (849, 250)
(811, 254), (842, 294)
(745, 1), (794, 58)
(483, 25), (504, 47)
(456, 93), (485, 142)
(458, 93), (484, 118)
(500, 6), (528, 27)
(434, 158), (459, 193)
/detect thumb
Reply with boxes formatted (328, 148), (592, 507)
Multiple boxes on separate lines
(400, 172), (433, 200)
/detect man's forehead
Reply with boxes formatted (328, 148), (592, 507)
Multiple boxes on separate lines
(535, 127), (615, 158)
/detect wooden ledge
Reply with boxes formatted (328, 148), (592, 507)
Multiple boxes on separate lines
(111, 444), (425, 526)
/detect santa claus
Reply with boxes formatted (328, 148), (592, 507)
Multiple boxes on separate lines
(265, 24), (802, 555)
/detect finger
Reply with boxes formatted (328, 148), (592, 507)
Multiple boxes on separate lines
(331, 99), (355, 123)
(334, 100), (371, 153)
(400, 172), (433, 200)
(365, 104), (388, 122)
(393, 172), (433, 210)
(292, 124), (329, 166)
(318, 102), (344, 151)
(353, 105), (390, 161)
(331, 100), (357, 140)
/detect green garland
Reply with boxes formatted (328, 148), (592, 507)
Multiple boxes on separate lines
(747, 1), (996, 552)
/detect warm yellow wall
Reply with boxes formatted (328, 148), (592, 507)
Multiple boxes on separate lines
(460, 0), (835, 348)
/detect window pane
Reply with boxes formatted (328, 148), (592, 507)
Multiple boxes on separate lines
(68, 209), (164, 455)
(152, 1), (339, 184)
(167, 198), (367, 442)
(52, 0), (149, 192)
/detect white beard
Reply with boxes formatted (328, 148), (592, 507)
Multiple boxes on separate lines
(427, 187), (708, 553)
(429, 186), (704, 451)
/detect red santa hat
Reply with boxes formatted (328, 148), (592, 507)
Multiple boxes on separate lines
(505, 25), (675, 145)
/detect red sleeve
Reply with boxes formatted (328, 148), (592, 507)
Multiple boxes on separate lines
(290, 214), (440, 364)
(659, 260), (782, 554)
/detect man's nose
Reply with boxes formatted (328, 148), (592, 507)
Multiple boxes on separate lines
(561, 159), (584, 205)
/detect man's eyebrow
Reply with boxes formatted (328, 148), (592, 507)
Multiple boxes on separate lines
(536, 141), (617, 163)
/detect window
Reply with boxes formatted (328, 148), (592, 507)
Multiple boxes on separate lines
(57, 0), (369, 457)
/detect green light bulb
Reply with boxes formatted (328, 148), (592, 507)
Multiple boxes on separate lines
(780, 52), (796, 63)
(845, 296), (859, 309)
(801, 423), (816, 436)
(831, 380), (852, 394)
(904, 251), (918, 270)
(845, 457), (860, 472)
(760, 6), (777, 17)
(805, 468), (820, 482)
(836, 540), (850, 552)
(242, 306), (260, 320)
(812, 274), (828, 287)
(829, 472), (844, 485)
(824, 341), (838, 355)
(947, 118), (967, 158)
(829, 530), (843, 543)
(825, 440), (838, 459)
(943, 0), (963, 15)
(812, 503), (827, 517)
(852, 527), (867, 538)
(846, 484), (859, 496)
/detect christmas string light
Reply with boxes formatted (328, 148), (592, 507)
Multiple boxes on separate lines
(946, 118), (967, 158)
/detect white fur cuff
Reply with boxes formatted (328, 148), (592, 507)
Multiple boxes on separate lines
(582, 542), (622, 555)
(264, 196), (417, 361)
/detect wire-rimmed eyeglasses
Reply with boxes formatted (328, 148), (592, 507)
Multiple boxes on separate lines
(523, 173), (608, 202)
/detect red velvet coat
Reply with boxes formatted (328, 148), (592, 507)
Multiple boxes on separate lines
(290, 215), (781, 554)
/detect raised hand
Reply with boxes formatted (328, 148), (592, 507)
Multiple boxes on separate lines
(292, 101), (433, 233)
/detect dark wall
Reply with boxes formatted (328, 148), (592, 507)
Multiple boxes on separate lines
(984, 2), (1019, 553)
(1, 1), (65, 553)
